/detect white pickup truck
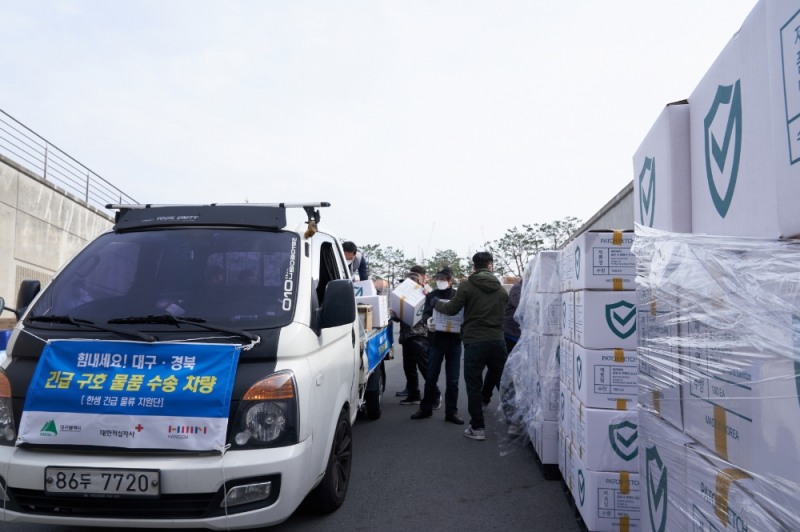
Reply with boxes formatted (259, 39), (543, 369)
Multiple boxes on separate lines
(0, 202), (392, 530)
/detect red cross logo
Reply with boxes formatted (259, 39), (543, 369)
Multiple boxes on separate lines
(135, 424), (144, 432)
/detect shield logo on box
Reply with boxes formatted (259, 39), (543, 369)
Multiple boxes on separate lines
(578, 470), (586, 506)
(560, 392), (566, 421)
(605, 300), (636, 339)
(638, 156), (656, 227)
(703, 80), (742, 219)
(575, 356), (583, 390)
(646, 445), (668, 532)
(574, 246), (582, 280)
(608, 420), (638, 462)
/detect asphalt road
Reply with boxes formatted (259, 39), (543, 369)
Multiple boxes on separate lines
(2, 344), (584, 532)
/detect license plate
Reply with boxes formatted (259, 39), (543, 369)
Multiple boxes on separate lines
(45, 467), (160, 497)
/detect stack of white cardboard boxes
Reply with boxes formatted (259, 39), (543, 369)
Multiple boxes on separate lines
(633, 1), (800, 530)
(523, 251), (562, 466)
(559, 231), (641, 532)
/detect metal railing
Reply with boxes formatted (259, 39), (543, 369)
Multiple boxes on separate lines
(0, 108), (137, 211)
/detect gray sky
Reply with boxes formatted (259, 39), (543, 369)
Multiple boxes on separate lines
(0, 0), (758, 261)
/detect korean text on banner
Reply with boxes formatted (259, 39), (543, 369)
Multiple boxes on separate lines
(18, 340), (240, 452)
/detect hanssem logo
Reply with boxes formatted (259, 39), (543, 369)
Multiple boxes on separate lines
(704, 80), (742, 219)
(608, 420), (639, 461)
(40, 420), (58, 437)
(574, 246), (582, 280)
(576, 356), (583, 390)
(638, 156), (656, 227)
(646, 445), (668, 532)
(578, 470), (586, 505)
(605, 300), (637, 339)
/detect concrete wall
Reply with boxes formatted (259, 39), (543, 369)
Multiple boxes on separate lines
(0, 155), (112, 324)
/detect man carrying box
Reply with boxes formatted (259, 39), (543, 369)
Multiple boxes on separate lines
(434, 252), (508, 441)
(411, 267), (464, 425)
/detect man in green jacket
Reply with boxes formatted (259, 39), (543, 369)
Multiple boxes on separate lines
(434, 251), (509, 441)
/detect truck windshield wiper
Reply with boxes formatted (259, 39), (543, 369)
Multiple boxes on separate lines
(107, 314), (260, 344)
(27, 315), (157, 342)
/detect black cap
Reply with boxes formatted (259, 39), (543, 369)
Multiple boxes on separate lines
(435, 267), (453, 279)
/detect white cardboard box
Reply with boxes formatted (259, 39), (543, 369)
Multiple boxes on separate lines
(638, 411), (691, 532)
(560, 337), (574, 393)
(528, 250), (561, 294)
(531, 419), (559, 466)
(559, 381), (572, 436)
(573, 452), (641, 532)
(632, 101), (692, 233)
(561, 231), (636, 292)
(355, 295), (389, 327)
(532, 292), (561, 336)
(352, 280), (376, 298)
(689, 0), (800, 238)
(573, 344), (638, 410)
(562, 290), (574, 341)
(685, 444), (785, 532)
(389, 278), (426, 325)
(432, 299), (463, 333)
(536, 333), (560, 378)
(574, 290), (638, 350)
(575, 401), (639, 473)
(532, 373), (559, 422)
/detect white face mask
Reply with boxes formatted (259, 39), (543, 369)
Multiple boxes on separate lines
(436, 281), (449, 290)
(346, 259), (353, 266)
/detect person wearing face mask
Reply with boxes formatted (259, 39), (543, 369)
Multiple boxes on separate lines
(342, 241), (369, 281)
(410, 267), (464, 424)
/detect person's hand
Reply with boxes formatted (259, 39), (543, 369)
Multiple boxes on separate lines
(430, 296), (440, 307)
(427, 317), (435, 332)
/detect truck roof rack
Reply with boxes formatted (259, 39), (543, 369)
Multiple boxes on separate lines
(105, 202), (331, 232)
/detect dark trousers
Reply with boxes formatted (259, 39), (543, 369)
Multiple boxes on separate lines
(464, 339), (508, 430)
(401, 337), (429, 398)
(420, 334), (462, 414)
(481, 338), (516, 403)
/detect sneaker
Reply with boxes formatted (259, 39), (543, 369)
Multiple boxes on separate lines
(395, 388), (409, 397)
(410, 409), (432, 420)
(433, 395), (442, 410)
(399, 396), (421, 405)
(463, 426), (485, 441)
(445, 413), (465, 425)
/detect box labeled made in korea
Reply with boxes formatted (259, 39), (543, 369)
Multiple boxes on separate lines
(352, 280), (376, 298)
(573, 344), (637, 410)
(389, 278), (426, 325)
(561, 231), (636, 291)
(574, 290), (638, 350)
(638, 411), (691, 532)
(355, 295), (389, 327)
(689, 0), (800, 238)
(575, 401), (639, 473)
(573, 452), (641, 532)
(632, 101), (692, 233)
(432, 299), (463, 333)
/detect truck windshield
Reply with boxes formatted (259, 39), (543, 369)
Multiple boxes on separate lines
(28, 228), (300, 331)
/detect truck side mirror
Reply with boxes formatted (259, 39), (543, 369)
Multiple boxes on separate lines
(14, 280), (41, 320)
(319, 279), (356, 329)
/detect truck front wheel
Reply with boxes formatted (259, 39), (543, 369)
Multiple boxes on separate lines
(308, 408), (353, 513)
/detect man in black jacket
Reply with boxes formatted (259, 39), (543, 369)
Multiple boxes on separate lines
(434, 252), (508, 441)
(411, 267), (464, 424)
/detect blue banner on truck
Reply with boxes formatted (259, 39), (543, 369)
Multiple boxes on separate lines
(365, 327), (392, 372)
(18, 340), (240, 451)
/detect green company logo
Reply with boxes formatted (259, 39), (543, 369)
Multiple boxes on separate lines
(560, 392), (566, 421)
(40, 420), (58, 437)
(605, 300), (637, 339)
(576, 356), (583, 390)
(578, 470), (586, 505)
(574, 246), (581, 280)
(638, 156), (656, 227)
(704, 80), (742, 219)
(646, 445), (668, 532)
(608, 420), (638, 461)
(354, 286), (364, 297)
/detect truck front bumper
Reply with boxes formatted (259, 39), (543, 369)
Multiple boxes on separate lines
(0, 435), (315, 530)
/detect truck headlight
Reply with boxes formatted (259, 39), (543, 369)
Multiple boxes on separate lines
(232, 371), (298, 449)
(0, 372), (15, 445)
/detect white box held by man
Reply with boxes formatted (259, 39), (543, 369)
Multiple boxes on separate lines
(432, 299), (463, 333)
(573, 344), (637, 410)
(389, 278), (426, 325)
(632, 101), (692, 233)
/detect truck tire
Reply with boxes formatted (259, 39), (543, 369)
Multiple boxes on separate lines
(308, 408), (353, 514)
(364, 362), (385, 420)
